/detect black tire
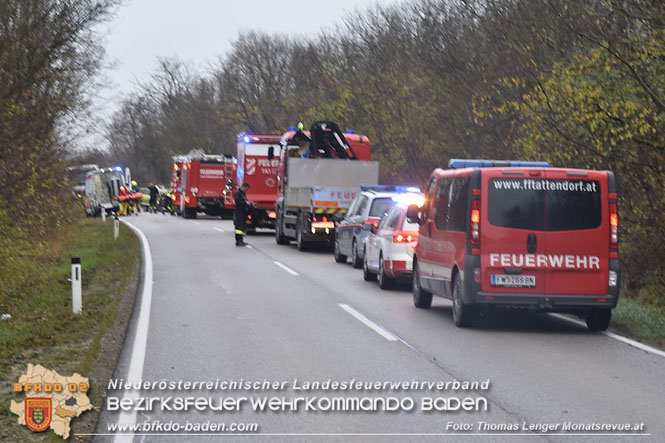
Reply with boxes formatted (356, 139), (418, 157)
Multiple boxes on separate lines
(586, 309), (612, 331)
(334, 236), (347, 263)
(363, 248), (377, 281)
(452, 276), (475, 327)
(412, 260), (432, 308)
(296, 220), (308, 251)
(351, 239), (363, 269)
(275, 215), (289, 245)
(378, 255), (395, 290)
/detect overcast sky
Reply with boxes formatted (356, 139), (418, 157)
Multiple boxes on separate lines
(95, 0), (400, 116)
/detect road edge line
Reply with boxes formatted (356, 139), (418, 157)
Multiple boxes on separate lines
(551, 314), (665, 358)
(114, 220), (154, 442)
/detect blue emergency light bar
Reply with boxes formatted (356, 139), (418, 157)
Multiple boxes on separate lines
(448, 159), (550, 169)
(361, 185), (421, 193)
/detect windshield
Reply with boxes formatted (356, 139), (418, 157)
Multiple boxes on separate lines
(369, 198), (394, 218)
(66, 165), (98, 185)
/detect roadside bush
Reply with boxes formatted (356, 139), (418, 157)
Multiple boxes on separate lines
(0, 205), (34, 312)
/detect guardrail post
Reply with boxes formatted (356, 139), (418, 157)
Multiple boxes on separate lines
(114, 215), (119, 240)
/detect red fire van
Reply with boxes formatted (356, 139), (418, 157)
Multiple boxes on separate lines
(407, 159), (620, 331)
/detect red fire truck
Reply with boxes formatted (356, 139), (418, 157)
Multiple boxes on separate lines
(274, 121), (379, 250)
(171, 150), (236, 219)
(236, 133), (283, 230)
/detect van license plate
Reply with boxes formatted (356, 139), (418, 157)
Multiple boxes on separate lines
(491, 274), (536, 287)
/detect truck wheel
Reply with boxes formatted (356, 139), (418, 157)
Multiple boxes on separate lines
(378, 255), (395, 290)
(275, 216), (289, 245)
(334, 237), (347, 263)
(351, 239), (363, 269)
(586, 309), (612, 331)
(296, 221), (308, 251)
(363, 249), (377, 281)
(452, 276), (475, 327)
(412, 260), (432, 309)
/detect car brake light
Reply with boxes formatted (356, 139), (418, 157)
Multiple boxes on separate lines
(393, 232), (418, 243)
(610, 202), (618, 247)
(470, 199), (480, 245)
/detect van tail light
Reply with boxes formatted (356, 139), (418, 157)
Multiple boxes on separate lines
(609, 202), (618, 248)
(393, 231), (418, 243)
(470, 199), (480, 245)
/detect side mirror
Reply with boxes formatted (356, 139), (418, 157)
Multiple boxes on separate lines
(362, 223), (375, 232)
(268, 146), (274, 161)
(332, 212), (345, 222)
(406, 204), (422, 225)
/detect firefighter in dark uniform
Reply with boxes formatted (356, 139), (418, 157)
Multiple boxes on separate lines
(147, 183), (159, 213)
(234, 182), (252, 246)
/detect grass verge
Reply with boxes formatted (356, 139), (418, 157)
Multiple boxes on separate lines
(0, 216), (140, 442)
(611, 297), (665, 349)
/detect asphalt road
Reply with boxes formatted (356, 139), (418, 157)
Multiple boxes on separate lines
(95, 214), (665, 442)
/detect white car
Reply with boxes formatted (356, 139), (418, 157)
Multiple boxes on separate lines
(363, 204), (420, 289)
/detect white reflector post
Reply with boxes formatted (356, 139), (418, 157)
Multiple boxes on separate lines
(114, 216), (119, 240)
(71, 257), (82, 314)
(101, 208), (106, 222)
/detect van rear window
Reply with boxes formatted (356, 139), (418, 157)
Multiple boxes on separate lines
(488, 179), (601, 231)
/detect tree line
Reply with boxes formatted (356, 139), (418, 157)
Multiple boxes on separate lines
(0, 0), (117, 307)
(1, 0), (662, 307)
(106, 0), (664, 303)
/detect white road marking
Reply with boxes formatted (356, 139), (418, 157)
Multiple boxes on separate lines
(115, 220), (154, 443)
(339, 303), (397, 341)
(551, 314), (665, 358)
(273, 261), (298, 276)
(213, 227), (225, 233)
(246, 244), (254, 249)
(190, 220), (200, 225)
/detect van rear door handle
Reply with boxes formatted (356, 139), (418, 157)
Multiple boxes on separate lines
(527, 233), (537, 253)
